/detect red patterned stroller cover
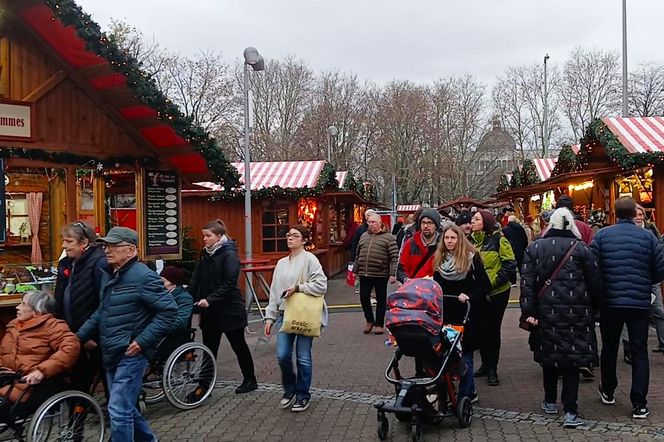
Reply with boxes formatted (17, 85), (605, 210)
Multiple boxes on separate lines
(385, 278), (443, 336)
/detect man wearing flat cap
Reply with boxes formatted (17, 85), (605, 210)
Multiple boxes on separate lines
(78, 226), (176, 442)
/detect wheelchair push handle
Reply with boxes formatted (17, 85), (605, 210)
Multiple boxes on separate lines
(441, 294), (471, 324)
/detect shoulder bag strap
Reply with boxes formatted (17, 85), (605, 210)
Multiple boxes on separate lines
(536, 241), (578, 300)
(413, 246), (436, 277)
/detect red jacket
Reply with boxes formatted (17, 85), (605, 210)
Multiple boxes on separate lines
(575, 220), (593, 244)
(397, 232), (440, 282)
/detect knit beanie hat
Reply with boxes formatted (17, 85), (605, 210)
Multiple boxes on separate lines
(556, 195), (574, 211)
(478, 209), (496, 234)
(455, 211), (473, 226)
(160, 266), (185, 286)
(419, 208), (442, 230)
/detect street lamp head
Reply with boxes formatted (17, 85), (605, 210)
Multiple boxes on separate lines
(251, 55), (265, 72)
(243, 47), (261, 65)
(544, 53), (550, 62)
(327, 125), (338, 137)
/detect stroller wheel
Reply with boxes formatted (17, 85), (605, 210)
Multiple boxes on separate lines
(456, 396), (473, 428)
(376, 412), (389, 440)
(410, 420), (423, 442)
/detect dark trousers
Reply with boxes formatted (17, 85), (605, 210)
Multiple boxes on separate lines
(201, 324), (255, 380)
(359, 276), (388, 327)
(600, 308), (650, 407)
(543, 366), (580, 413)
(71, 347), (108, 398)
(479, 289), (510, 371)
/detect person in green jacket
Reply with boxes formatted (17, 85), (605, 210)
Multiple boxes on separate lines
(469, 210), (516, 387)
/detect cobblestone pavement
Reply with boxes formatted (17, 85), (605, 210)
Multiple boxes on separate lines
(144, 279), (664, 441)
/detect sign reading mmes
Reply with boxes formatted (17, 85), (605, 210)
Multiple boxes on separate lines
(0, 100), (33, 140)
(144, 170), (181, 258)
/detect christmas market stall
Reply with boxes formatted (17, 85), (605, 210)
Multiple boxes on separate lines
(0, 0), (238, 309)
(183, 161), (378, 280)
(495, 117), (664, 229)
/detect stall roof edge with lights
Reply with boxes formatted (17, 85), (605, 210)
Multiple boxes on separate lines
(493, 117), (664, 229)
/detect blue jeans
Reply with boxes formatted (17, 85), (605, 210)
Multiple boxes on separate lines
(458, 352), (475, 397)
(106, 355), (156, 442)
(275, 318), (314, 401)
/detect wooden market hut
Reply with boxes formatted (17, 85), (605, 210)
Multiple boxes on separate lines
(495, 117), (664, 230)
(182, 160), (378, 278)
(0, 0), (239, 306)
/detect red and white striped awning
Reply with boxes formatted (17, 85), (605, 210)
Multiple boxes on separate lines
(571, 144), (580, 154)
(602, 117), (664, 154)
(397, 204), (421, 213)
(532, 158), (557, 181)
(193, 160), (327, 191)
(336, 171), (348, 186)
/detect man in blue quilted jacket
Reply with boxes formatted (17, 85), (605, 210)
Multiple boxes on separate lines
(78, 227), (176, 442)
(591, 197), (664, 419)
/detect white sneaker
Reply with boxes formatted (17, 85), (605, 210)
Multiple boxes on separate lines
(279, 393), (295, 409)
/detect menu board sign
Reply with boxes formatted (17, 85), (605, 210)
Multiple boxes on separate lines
(143, 170), (181, 258)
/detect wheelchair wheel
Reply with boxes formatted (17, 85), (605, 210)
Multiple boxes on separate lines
(162, 342), (217, 410)
(143, 366), (165, 404)
(27, 390), (105, 442)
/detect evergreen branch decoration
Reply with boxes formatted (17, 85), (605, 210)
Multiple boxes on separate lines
(520, 159), (540, 186)
(496, 174), (510, 193)
(0, 147), (157, 169)
(44, 0), (240, 189)
(509, 169), (521, 188)
(551, 144), (577, 177)
(587, 118), (664, 170)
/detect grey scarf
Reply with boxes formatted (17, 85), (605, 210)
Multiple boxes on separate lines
(437, 252), (472, 281)
(205, 235), (228, 255)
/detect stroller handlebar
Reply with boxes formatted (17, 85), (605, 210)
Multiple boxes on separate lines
(441, 294), (471, 325)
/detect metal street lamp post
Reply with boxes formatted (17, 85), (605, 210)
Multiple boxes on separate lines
(543, 53), (550, 157)
(243, 47), (265, 262)
(622, 0), (628, 117)
(326, 125), (338, 163)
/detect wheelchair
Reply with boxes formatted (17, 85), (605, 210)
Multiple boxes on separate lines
(140, 328), (217, 411)
(0, 370), (105, 441)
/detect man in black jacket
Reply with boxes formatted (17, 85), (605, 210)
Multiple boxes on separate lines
(349, 209), (376, 262)
(502, 216), (529, 278)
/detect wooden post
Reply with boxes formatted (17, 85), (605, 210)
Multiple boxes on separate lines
(64, 168), (77, 223)
(93, 175), (106, 235)
(654, 165), (664, 233)
(609, 177), (617, 225)
(49, 175), (66, 260)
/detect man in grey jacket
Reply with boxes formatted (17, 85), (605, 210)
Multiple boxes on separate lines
(354, 214), (398, 335)
(78, 227), (176, 442)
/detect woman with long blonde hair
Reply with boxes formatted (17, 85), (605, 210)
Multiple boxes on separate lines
(433, 224), (491, 404)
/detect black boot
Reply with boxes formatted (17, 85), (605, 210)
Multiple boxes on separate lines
(487, 370), (499, 386)
(235, 377), (258, 394)
(474, 365), (488, 378)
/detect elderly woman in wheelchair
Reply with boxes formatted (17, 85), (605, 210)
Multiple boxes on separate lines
(138, 267), (217, 411)
(0, 291), (80, 404)
(0, 291), (106, 441)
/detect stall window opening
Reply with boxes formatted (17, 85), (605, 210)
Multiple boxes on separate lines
(262, 200), (290, 253)
(5, 193), (31, 243)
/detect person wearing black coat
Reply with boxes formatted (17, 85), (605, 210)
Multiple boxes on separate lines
(520, 208), (602, 428)
(189, 220), (257, 395)
(54, 222), (107, 396)
(502, 216), (529, 277)
(432, 224), (491, 403)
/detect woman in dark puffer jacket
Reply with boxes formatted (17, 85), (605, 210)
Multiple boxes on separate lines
(520, 208), (602, 428)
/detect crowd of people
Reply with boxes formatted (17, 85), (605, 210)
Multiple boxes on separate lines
(1, 194), (663, 438)
(350, 195), (664, 428)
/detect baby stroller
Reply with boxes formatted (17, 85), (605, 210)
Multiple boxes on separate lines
(375, 278), (472, 442)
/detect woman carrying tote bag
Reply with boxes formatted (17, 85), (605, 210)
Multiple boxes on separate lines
(264, 225), (328, 413)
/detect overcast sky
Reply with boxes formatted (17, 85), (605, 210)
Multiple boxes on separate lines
(76, 0), (664, 87)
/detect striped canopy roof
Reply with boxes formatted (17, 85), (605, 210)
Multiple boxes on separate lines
(602, 117), (664, 154)
(336, 171), (348, 186)
(532, 158), (557, 181)
(194, 160), (326, 191)
(397, 204), (421, 212)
